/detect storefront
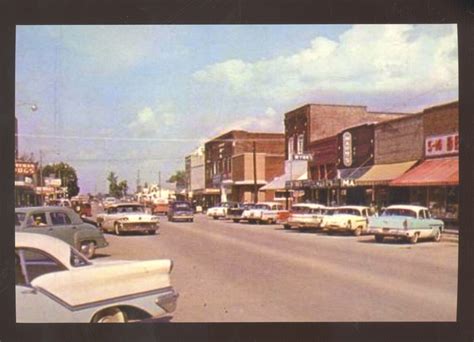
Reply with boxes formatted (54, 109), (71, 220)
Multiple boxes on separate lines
(15, 160), (40, 207)
(391, 132), (459, 226)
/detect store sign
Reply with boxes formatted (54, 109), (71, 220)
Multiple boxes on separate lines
(15, 161), (36, 176)
(212, 174), (222, 186)
(293, 153), (313, 161)
(342, 132), (353, 167)
(425, 133), (459, 157)
(45, 178), (62, 187)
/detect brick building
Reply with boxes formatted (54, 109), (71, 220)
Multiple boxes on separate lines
(204, 130), (285, 206)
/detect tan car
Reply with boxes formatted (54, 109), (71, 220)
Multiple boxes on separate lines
(96, 203), (159, 235)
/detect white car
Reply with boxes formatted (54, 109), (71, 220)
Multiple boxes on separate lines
(241, 202), (287, 224)
(206, 202), (238, 220)
(15, 232), (178, 323)
(96, 203), (159, 235)
(283, 203), (326, 229)
(103, 197), (117, 208)
(321, 206), (371, 236)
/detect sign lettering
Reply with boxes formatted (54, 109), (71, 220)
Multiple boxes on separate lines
(425, 133), (459, 157)
(15, 161), (36, 176)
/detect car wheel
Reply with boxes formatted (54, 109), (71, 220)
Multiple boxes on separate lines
(213, 216), (218, 220)
(409, 232), (419, 244)
(353, 227), (362, 236)
(114, 223), (121, 235)
(433, 228), (441, 242)
(80, 241), (96, 259)
(375, 235), (384, 243)
(148, 230), (156, 235)
(283, 224), (291, 230)
(92, 307), (128, 323)
(233, 219), (240, 223)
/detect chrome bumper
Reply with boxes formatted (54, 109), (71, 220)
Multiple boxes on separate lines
(155, 288), (179, 313)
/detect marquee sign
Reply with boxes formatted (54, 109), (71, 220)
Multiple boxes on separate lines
(15, 161), (36, 176)
(293, 154), (313, 161)
(342, 132), (353, 167)
(425, 133), (459, 157)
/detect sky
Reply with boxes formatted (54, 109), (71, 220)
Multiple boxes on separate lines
(15, 24), (458, 194)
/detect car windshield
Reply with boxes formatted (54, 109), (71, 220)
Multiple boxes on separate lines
(334, 208), (361, 216)
(291, 206), (310, 213)
(324, 209), (335, 215)
(15, 213), (26, 225)
(117, 206), (144, 213)
(382, 208), (417, 218)
(175, 203), (191, 209)
(255, 204), (271, 210)
(243, 204), (256, 210)
(310, 208), (324, 214)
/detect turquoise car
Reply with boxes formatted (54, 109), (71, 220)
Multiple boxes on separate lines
(367, 205), (444, 244)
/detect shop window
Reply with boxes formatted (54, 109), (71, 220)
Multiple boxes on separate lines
(288, 137), (294, 160)
(297, 134), (304, 154)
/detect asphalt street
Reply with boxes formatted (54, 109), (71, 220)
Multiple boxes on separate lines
(92, 205), (458, 322)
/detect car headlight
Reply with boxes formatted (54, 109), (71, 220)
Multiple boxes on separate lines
(120, 217), (129, 222)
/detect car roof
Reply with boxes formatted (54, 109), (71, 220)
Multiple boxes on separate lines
(16, 206), (71, 213)
(15, 232), (73, 268)
(108, 202), (143, 208)
(385, 205), (427, 211)
(337, 206), (368, 210)
(292, 203), (326, 208)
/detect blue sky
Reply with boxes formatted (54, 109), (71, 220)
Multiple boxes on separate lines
(15, 24), (458, 194)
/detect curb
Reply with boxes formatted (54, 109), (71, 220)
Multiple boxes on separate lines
(442, 232), (458, 243)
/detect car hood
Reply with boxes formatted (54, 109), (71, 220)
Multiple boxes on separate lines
(31, 259), (172, 307)
(325, 214), (363, 222)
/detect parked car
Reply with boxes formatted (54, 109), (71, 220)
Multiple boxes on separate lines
(321, 205), (371, 236)
(96, 203), (159, 235)
(241, 202), (288, 224)
(283, 203), (326, 229)
(152, 199), (169, 216)
(206, 202), (239, 220)
(15, 232), (178, 323)
(168, 201), (194, 222)
(227, 203), (256, 223)
(71, 200), (92, 218)
(103, 197), (117, 208)
(15, 206), (108, 258)
(367, 205), (444, 244)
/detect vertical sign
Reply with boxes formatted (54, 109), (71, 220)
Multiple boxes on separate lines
(342, 132), (352, 167)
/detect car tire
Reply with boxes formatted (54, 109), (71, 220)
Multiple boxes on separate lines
(353, 227), (362, 236)
(114, 223), (121, 235)
(375, 235), (384, 243)
(80, 241), (96, 259)
(148, 230), (156, 235)
(283, 224), (291, 230)
(409, 232), (419, 244)
(433, 228), (441, 242)
(92, 307), (128, 323)
(233, 219), (240, 223)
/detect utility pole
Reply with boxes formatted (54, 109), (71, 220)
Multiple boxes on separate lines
(136, 169), (141, 193)
(253, 141), (258, 204)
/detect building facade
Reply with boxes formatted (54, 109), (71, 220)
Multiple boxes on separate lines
(185, 146), (206, 207)
(204, 130), (285, 206)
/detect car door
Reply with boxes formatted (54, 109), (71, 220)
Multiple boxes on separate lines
(49, 210), (76, 246)
(21, 211), (54, 237)
(103, 207), (117, 230)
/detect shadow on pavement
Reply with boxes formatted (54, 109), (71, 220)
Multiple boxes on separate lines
(91, 253), (111, 259)
(140, 315), (174, 323)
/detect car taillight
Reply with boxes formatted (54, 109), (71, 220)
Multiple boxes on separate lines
(403, 219), (408, 230)
(169, 260), (174, 273)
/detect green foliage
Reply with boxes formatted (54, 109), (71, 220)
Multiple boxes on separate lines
(107, 171), (128, 198)
(167, 170), (186, 185)
(42, 162), (80, 198)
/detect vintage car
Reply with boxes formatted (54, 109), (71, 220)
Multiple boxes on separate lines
(46, 198), (72, 208)
(321, 205), (371, 236)
(15, 206), (108, 258)
(367, 205), (444, 244)
(227, 203), (256, 223)
(241, 202), (288, 224)
(167, 201), (194, 222)
(15, 232), (178, 323)
(206, 202), (239, 220)
(103, 197), (117, 208)
(96, 203), (159, 235)
(283, 203), (326, 229)
(152, 199), (169, 216)
(71, 200), (92, 218)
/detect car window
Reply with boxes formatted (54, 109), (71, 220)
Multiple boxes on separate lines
(50, 212), (72, 225)
(334, 208), (360, 216)
(175, 203), (191, 209)
(15, 213), (26, 225)
(70, 247), (91, 267)
(17, 248), (67, 283)
(381, 209), (417, 218)
(107, 207), (117, 214)
(424, 210), (431, 219)
(29, 213), (48, 227)
(419, 210), (426, 219)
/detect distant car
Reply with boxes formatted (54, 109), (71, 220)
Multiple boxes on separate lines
(103, 197), (117, 208)
(71, 200), (92, 218)
(367, 205), (444, 244)
(15, 206), (108, 258)
(152, 200), (169, 216)
(227, 203), (256, 223)
(168, 201), (194, 222)
(46, 198), (72, 208)
(96, 203), (159, 235)
(15, 232), (178, 323)
(283, 203), (326, 229)
(206, 202), (239, 220)
(241, 202), (288, 224)
(321, 206), (371, 236)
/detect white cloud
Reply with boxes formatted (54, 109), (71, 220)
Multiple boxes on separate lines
(128, 103), (177, 135)
(193, 24), (458, 102)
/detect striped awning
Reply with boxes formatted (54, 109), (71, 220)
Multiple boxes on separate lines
(355, 160), (418, 186)
(390, 157), (458, 187)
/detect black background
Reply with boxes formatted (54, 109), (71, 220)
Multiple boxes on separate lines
(1, 0), (473, 341)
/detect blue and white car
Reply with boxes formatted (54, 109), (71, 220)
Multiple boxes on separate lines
(367, 205), (444, 244)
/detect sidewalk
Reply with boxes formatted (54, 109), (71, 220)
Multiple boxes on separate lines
(442, 228), (458, 243)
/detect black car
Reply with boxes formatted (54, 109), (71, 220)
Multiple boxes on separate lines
(227, 203), (256, 223)
(167, 201), (194, 222)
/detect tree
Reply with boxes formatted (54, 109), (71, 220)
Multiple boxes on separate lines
(42, 162), (80, 198)
(107, 172), (128, 198)
(167, 171), (186, 185)
(118, 180), (128, 197)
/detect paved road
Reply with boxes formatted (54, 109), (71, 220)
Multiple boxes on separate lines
(93, 207), (458, 322)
